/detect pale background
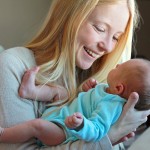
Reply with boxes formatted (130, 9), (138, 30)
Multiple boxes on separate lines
(0, 0), (51, 48)
(0, 0), (149, 59)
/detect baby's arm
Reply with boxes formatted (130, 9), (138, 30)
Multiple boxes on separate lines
(82, 78), (98, 92)
(65, 112), (83, 131)
(19, 67), (68, 102)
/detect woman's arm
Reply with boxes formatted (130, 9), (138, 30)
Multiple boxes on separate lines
(0, 47), (113, 150)
(0, 48), (40, 150)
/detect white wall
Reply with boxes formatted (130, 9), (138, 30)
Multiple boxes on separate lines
(0, 0), (51, 49)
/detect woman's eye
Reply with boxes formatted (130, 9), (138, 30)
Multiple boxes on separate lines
(113, 34), (122, 42)
(113, 35), (121, 42)
(113, 36), (119, 42)
(94, 26), (105, 32)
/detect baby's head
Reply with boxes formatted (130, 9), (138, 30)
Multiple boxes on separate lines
(107, 58), (150, 110)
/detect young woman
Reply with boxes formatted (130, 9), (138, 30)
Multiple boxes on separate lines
(0, 0), (149, 150)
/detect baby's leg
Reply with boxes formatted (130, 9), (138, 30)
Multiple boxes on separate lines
(0, 119), (66, 146)
(19, 67), (39, 99)
(35, 119), (66, 146)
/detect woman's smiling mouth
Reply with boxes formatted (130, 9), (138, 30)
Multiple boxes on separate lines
(84, 47), (99, 58)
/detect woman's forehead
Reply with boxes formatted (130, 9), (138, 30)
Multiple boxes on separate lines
(88, 3), (129, 33)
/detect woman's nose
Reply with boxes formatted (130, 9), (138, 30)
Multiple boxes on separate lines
(98, 38), (114, 54)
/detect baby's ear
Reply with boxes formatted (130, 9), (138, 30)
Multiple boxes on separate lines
(115, 83), (124, 95)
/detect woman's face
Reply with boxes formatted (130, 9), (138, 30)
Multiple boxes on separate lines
(76, 2), (129, 69)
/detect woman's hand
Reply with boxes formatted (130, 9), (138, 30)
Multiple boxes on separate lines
(112, 131), (136, 145)
(108, 92), (150, 144)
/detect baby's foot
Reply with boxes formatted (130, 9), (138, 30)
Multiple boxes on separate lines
(19, 67), (39, 99)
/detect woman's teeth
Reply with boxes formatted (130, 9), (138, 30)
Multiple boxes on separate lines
(85, 48), (99, 58)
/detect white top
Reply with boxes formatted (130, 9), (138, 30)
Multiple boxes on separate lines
(128, 127), (150, 150)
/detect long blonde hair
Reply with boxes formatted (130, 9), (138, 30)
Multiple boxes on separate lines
(91, 0), (140, 83)
(26, 0), (140, 103)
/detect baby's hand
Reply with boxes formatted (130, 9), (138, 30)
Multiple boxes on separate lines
(65, 112), (83, 130)
(82, 78), (98, 92)
(19, 66), (39, 99)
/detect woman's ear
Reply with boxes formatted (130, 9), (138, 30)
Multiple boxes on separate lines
(115, 83), (124, 95)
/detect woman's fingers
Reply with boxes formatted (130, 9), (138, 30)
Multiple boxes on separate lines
(124, 92), (139, 110)
(112, 131), (135, 145)
(120, 92), (139, 119)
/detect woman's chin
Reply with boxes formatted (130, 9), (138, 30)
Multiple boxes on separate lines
(78, 63), (93, 70)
